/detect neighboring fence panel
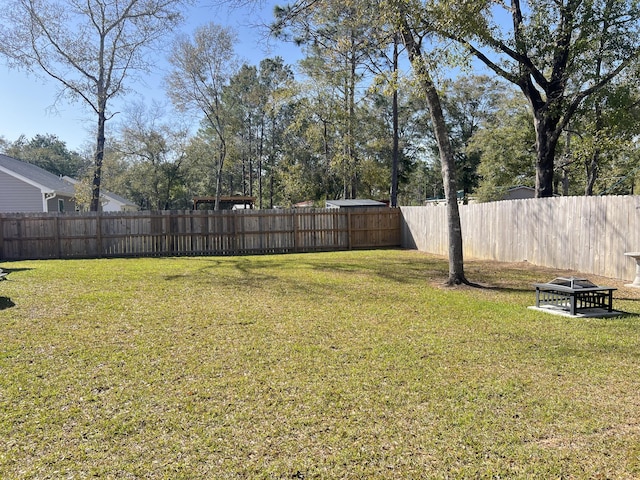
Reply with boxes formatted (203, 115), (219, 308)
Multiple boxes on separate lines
(401, 196), (640, 281)
(0, 207), (401, 260)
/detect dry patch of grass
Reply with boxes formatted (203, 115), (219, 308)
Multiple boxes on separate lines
(1, 250), (639, 478)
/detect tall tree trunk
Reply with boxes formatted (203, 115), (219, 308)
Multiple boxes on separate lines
(323, 118), (332, 199)
(560, 128), (571, 196)
(342, 73), (351, 199)
(349, 45), (357, 200)
(90, 54), (107, 212)
(269, 175), (274, 209)
(90, 107), (106, 212)
(248, 124), (253, 197)
(270, 115), (277, 209)
(214, 140), (226, 211)
(258, 117), (265, 209)
(428, 81), (466, 285)
(400, 28), (467, 285)
(390, 35), (399, 208)
(586, 40), (606, 196)
(241, 142), (247, 195)
(584, 93), (602, 195)
(533, 111), (559, 198)
(585, 148), (599, 196)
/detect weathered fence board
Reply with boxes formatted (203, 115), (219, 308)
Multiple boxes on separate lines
(401, 196), (640, 282)
(0, 207), (401, 260)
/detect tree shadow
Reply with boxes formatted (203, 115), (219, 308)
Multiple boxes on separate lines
(0, 267), (34, 274)
(0, 297), (15, 310)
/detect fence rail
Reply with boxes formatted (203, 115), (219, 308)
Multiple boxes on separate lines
(0, 208), (401, 260)
(401, 196), (640, 282)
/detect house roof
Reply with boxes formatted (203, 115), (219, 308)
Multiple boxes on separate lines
(326, 199), (388, 208)
(0, 153), (76, 196)
(507, 186), (535, 192)
(62, 176), (137, 208)
(293, 200), (315, 208)
(103, 190), (137, 207)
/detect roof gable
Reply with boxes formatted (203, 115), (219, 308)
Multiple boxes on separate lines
(0, 154), (76, 196)
(326, 199), (387, 208)
(103, 191), (137, 207)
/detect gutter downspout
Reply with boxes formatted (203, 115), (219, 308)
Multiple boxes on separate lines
(44, 192), (57, 212)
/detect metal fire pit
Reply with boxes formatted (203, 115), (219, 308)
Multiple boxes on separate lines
(533, 277), (616, 316)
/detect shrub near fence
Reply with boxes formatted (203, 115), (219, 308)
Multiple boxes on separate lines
(0, 207), (401, 260)
(401, 195), (640, 282)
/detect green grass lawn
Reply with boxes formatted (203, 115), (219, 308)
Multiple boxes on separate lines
(1, 249), (639, 479)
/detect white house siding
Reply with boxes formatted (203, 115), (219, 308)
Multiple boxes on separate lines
(102, 201), (125, 212)
(0, 170), (43, 213)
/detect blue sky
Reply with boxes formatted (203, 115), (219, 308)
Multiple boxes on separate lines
(0, 0), (302, 152)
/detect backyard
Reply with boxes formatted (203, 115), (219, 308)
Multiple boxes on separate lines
(1, 249), (639, 478)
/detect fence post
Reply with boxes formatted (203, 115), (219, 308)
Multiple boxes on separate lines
(233, 211), (239, 255)
(96, 212), (103, 258)
(293, 209), (299, 252)
(53, 214), (61, 259)
(164, 210), (172, 255)
(347, 210), (352, 250)
(17, 216), (23, 259)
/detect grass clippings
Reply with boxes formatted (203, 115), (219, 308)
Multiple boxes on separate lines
(1, 250), (639, 479)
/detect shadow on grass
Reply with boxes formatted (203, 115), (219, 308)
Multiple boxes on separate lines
(616, 296), (640, 302)
(0, 297), (15, 310)
(159, 251), (533, 292)
(0, 267), (34, 274)
(473, 284), (536, 293)
(163, 257), (279, 284)
(158, 251), (638, 310)
(0, 267), (34, 285)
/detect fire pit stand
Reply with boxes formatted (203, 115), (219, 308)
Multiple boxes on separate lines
(533, 277), (616, 316)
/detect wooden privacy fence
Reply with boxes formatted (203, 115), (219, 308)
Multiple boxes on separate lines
(0, 208), (401, 260)
(401, 195), (640, 282)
